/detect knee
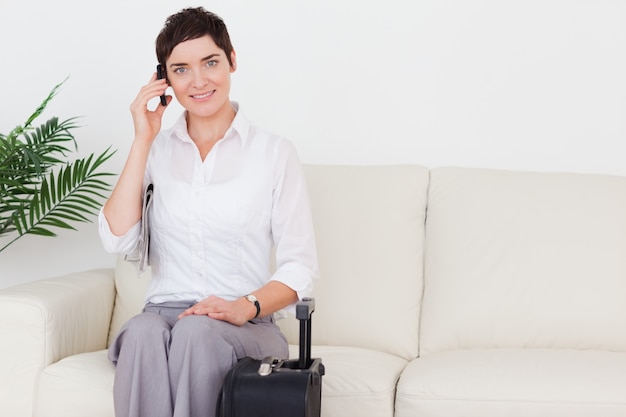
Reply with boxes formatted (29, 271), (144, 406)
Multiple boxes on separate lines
(118, 312), (171, 343)
(171, 315), (230, 348)
(171, 315), (212, 342)
(169, 315), (237, 370)
(108, 312), (172, 364)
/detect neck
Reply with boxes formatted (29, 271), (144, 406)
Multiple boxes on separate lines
(185, 102), (236, 161)
(186, 102), (236, 145)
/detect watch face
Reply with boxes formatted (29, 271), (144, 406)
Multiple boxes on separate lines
(246, 294), (258, 302)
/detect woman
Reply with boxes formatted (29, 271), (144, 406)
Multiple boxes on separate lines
(98, 7), (318, 417)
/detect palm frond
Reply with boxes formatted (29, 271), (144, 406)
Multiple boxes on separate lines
(1, 147), (116, 251)
(0, 80), (116, 253)
(5, 78), (68, 143)
(0, 117), (81, 186)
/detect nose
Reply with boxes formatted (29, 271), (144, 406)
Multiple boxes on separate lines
(192, 70), (208, 89)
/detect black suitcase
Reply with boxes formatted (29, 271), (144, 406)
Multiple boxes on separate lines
(217, 297), (325, 417)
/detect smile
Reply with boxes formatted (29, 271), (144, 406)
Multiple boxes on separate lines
(191, 91), (215, 99)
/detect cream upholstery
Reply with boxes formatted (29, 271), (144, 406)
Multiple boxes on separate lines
(420, 167), (626, 353)
(397, 349), (626, 416)
(107, 257), (150, 347)
(0, 269), (115, 417)
(2, 164), (626, 417)
(36, 351), (114, 417)
(282, 165), (429, 360)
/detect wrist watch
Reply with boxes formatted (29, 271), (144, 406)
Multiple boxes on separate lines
(244, 294), (261, 318)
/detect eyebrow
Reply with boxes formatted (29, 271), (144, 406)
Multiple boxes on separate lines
(169, 54), (221, 68)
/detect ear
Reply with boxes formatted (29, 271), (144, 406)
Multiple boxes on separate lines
(230, 50), (237, 72)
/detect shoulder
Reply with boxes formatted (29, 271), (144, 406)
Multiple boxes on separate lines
(232, 103), (302, 167)
(248, 127), (302, 176)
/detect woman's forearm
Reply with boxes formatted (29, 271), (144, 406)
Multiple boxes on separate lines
(103, 140), (152, 236)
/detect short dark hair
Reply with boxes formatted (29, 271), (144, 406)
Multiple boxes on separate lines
(155, 7), (234, 68)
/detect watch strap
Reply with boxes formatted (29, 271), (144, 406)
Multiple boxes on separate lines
(245, 294), (261, 318)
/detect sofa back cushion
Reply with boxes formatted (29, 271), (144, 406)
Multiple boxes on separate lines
(107, 257), (150, 347)
(420, 167), (626, 355)
(278, 165), (429, 361)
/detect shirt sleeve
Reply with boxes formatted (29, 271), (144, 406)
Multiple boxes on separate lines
(269, 140), (319, 302)
(98, 208), (142, 254)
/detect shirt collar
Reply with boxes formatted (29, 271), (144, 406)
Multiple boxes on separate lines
(170, 101), (250, 148)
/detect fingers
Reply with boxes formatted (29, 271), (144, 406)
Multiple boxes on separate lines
(177, 306), (222, 321)
(132, 80), (168, 110)
(178, 308), (193, 319)
(129, 73), (171, 142)
(154, 95), (173, 114)
(178, 304), (206, 318)
(177, 296), (220, 319)
(177, 297), (248, 326)
(131, 73), (168, 110)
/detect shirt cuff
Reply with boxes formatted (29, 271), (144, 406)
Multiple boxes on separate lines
(270, 262), (318, 314)
(98, 208), (142, 254)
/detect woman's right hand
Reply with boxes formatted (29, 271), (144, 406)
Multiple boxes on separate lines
(103, 72), (171, 236)
(129, 72), (171, 143)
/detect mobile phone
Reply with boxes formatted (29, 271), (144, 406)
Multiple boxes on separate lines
(156, 64), (168, 106)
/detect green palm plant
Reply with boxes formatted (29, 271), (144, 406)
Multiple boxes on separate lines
(0, 80), (116, 252)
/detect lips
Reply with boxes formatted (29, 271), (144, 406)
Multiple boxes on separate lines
(191, 90), (215, 99)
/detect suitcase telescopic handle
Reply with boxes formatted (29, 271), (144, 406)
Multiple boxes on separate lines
(296, 297), (315, 369)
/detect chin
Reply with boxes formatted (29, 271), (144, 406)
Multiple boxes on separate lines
(186, 100), (229, 119)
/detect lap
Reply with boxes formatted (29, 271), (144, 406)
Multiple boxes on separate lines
(112, 301), (288, 361)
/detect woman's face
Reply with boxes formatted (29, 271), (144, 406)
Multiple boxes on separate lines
(165, 35), (236, 120)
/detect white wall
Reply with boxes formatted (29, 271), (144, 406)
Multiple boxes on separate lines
(1, 0), (625, 287)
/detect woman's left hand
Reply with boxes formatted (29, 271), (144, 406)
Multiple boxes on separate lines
(178, 295), (256, 326)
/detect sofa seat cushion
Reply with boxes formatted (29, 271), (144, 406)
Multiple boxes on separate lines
(35, 345), (407, 417)
(395, 349), (626, 417)
(290, 345), (408, 417)
(35, 350), (113, 417)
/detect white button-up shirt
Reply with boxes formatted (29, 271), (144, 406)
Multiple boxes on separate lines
(99, 103), (318, 308)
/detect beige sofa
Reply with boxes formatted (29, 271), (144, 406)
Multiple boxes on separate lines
(2, 164), (626, 417)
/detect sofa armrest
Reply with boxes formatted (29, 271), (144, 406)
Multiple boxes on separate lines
(0, 268), (115, 417)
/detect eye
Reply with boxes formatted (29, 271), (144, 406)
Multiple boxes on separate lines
(206, 60), (218, 67)
(173, 67), (187, 74)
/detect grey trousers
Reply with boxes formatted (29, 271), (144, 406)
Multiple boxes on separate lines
(108, 301), (289, 417)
